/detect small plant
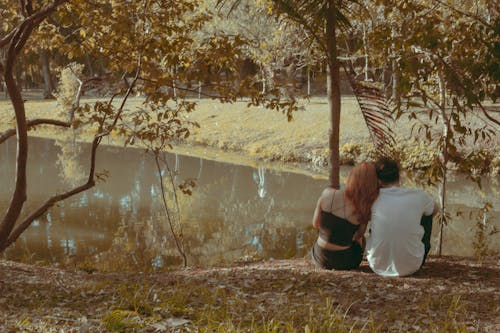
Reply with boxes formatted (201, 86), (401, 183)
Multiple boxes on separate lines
(302, 299), (358, 333)
(54, 62), (84, 120)
(472, 202), (499, 262)
(426, 295), (471, 333)
(339, 141), (377, 165)
(101, 309), (141, 332)
(116, 282), (154, 316)
(74, 258), (98, 274)
(340, 141), (363, 165)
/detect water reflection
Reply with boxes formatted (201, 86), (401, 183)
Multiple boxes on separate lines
(253, 167), (267, 198)
(0, 137), (498, 269)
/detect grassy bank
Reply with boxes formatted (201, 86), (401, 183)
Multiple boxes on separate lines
(0, 96), (372, 174)
(2, 96), (498, 178)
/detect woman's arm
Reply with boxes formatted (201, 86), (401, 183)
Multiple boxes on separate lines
(312, 197), (322, 229)
(313, 188), (333, 228)
(352, 223), (367, 245)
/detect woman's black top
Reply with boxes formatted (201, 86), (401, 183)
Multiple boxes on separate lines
(319, 190), (359, 246)
(319, 211), (359, 246)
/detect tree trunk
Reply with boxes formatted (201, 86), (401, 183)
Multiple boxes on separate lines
(261, 67), (266, 94)
(15, 67), (23, 93)
(391, 28), (400, 104)
(0, 0), (87, 252)
(85, 54), (94, 77)
(204, 65), (211, 85)
(0, 60), (29, 250)
(363, 25), (369, 81)
(326, 0), (341, 189)
(307, 66), (311, 96)
(437, 71), (449, 256)
(0, 79), (6, 98)
(40, 49), (54, 99)
(392, 61), (400, 103)
(382, 65), (391, 99)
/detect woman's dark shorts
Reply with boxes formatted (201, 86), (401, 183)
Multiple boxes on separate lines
(311, 242), (363, 270)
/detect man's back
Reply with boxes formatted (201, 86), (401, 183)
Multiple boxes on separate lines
(366, 186), (435, 277)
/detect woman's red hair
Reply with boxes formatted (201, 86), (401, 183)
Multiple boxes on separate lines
(344, 162), (379, 225)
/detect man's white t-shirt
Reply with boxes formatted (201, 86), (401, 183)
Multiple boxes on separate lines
(366, 186), (435, 277)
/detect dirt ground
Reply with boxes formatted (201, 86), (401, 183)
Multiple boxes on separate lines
(0, 257), (499, 332)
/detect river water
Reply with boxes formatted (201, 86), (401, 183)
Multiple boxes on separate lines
(1, 137), (498, 269)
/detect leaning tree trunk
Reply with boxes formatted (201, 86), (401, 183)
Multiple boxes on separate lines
(326, 0), (341, 189)
(0, 53), (29, 249)
(40, 49), (54, 99)
(0, 0), (132, 252)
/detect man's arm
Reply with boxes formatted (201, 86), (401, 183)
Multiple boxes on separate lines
(431, 201), (439, 216)
(423, 191), (439, 216)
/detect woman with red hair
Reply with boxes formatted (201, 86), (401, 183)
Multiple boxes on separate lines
(311, 162), (379, 270)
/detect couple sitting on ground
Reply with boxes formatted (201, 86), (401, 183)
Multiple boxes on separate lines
(311, 158), (438, 277)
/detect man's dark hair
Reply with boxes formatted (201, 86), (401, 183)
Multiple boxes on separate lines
(375, 157), (400, 184)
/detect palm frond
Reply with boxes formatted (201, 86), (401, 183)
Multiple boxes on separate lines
(342, 63), (396, 156)
(215, 0), (242, 14)
(216, 1), (356, 53)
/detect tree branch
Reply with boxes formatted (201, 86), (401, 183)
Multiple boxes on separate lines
(154, 153), (187, 267)
(475, 103), (500, 127)
(19, 0), (27, 17)
(273, 0), (327, 55)
(0, 119), (71, 145)
(433, 56), (500, 127)
(24, 0), (69, 26)
(10, 61), (146, 245)
(25, 0), (33, 16)
(412, 47), (500, 127)
(4, 135), (100, 249)
(0, 30), (17, 49)
(0, 0), (66, 50)
(6, 0), (69, 72)
(433, 0), (492, 28)
(108, 63), (141, 131)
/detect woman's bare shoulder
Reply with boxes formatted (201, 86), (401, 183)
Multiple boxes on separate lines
(321, 187), (344, 196)
(319, 188), (345, 210)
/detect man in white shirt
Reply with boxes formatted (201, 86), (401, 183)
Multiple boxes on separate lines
(366, 158), (438, 277)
